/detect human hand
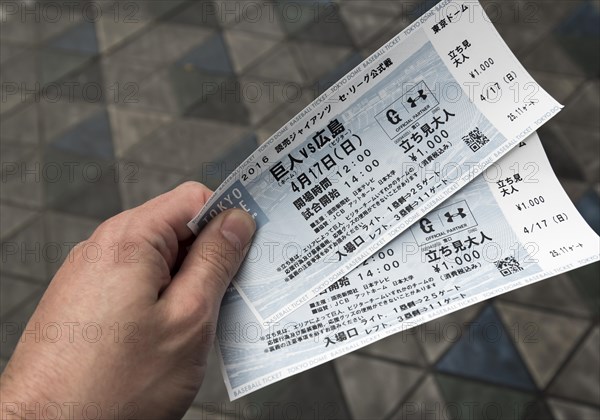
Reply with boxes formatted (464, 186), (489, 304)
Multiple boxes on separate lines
(0, 182), (256, 419)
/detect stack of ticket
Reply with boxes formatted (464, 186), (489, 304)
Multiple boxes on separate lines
(188, 0), (599, 400)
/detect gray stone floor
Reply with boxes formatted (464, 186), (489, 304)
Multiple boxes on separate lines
(1, 1), (599, 419)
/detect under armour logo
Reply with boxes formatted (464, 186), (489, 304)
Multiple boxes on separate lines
(407, 90), (428, 108)
(444, 208), (467, 223)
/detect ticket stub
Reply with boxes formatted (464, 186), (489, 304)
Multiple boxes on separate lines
(189, 0), (562, 324)
(215, 132), (600, 400)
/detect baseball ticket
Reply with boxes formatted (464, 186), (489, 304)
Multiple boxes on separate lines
(215, 132), (599, 400)
(189, 0), (562, 324)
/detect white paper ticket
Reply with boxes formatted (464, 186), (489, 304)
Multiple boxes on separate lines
(215, 132), (600, 400)
(189, 0), (562, 324)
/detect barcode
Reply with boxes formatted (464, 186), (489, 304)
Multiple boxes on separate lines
(462, 127), (490, 152)
(494, 256), (523, 277)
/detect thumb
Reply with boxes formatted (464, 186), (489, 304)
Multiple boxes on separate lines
(161, 209), (256, 317)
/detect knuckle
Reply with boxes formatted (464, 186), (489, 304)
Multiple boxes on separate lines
(177, 181), (211, 201)
(179, 180), (201, 190)
(91, 210), (135, 244)
(95, 213), (125, 234)
(63, 239), (90, 265)
(198, 255), (234, 290)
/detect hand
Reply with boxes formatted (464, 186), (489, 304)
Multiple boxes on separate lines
(0, 182), (256, 419)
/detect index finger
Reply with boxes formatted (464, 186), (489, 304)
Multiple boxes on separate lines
(136, 181), (213, 241)
(128, 182), (213, 269)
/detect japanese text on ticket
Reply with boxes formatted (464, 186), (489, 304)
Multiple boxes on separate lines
(189, 0), (562, 324)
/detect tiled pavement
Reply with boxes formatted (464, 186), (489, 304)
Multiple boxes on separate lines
(1, 0), (599, 419)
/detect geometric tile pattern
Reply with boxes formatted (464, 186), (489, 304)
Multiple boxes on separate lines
(436, 305), (537, 392)
(1, 0), (599, 418)
(334, 353), (423, 419)
(495, 301), (589, 389)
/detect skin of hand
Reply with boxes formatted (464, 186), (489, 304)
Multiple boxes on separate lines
(0, 182), (256, 419)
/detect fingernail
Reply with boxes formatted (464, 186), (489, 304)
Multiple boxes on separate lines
(220, 209), (256, 248)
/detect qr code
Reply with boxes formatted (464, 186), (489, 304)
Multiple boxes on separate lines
(462, 127), (490, 152)
(494, 256), (523, 277)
